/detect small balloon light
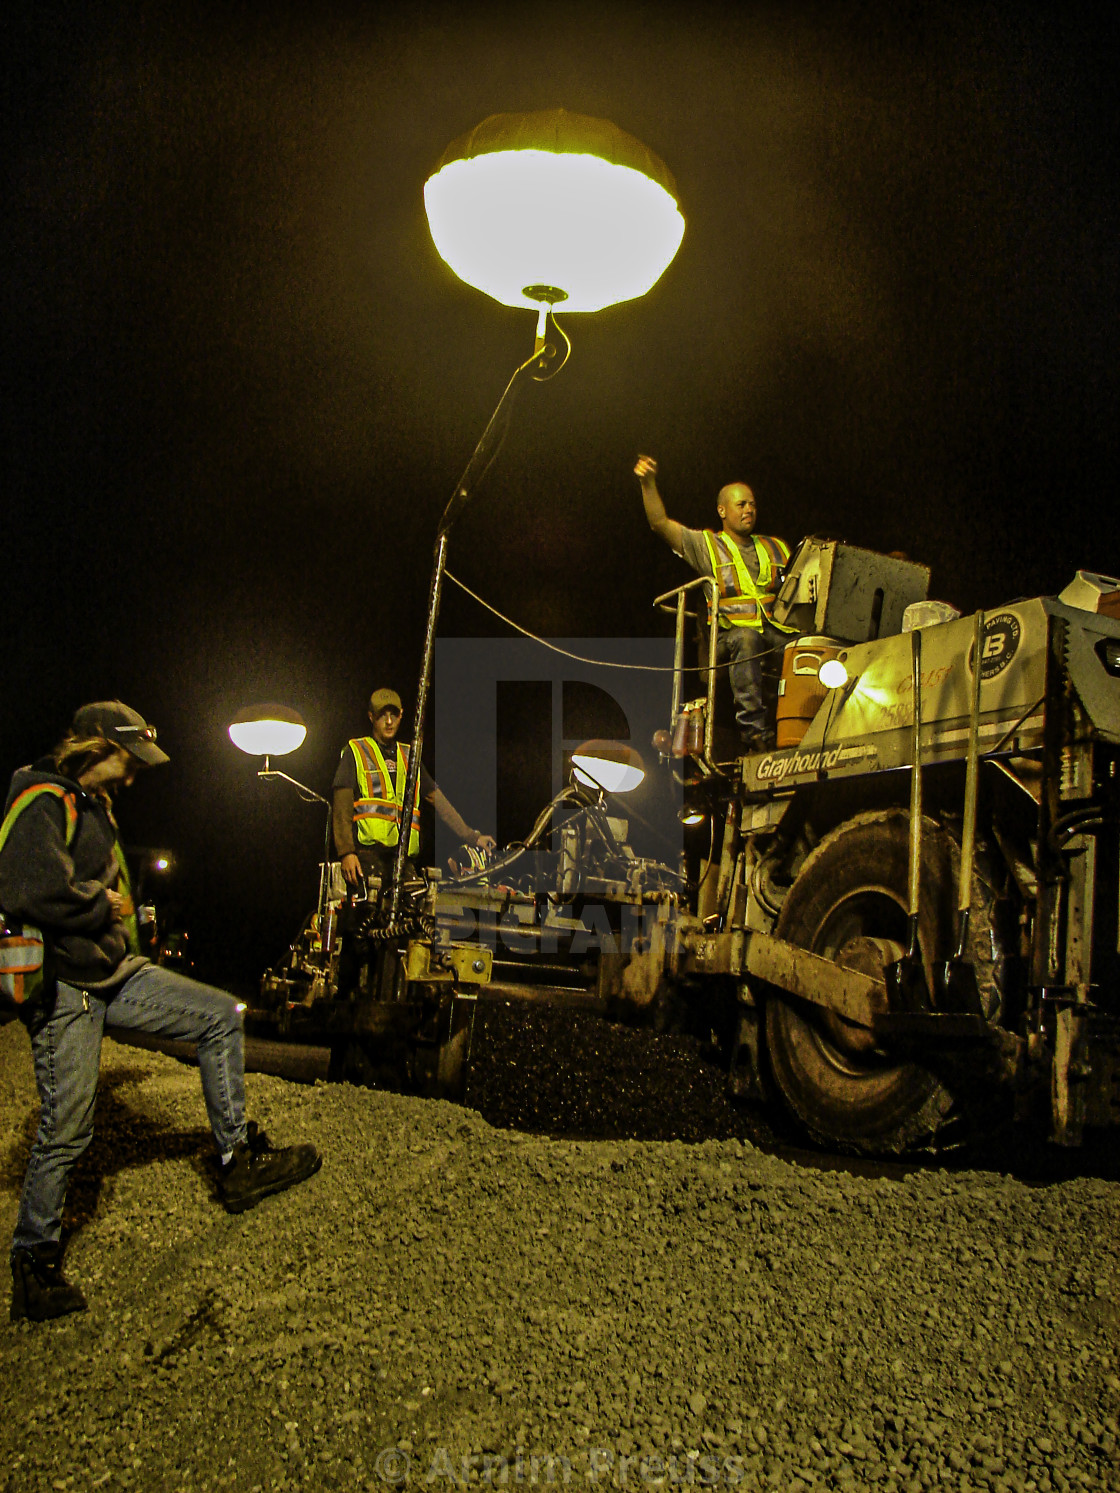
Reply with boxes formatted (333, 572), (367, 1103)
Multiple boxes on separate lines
(571, 740), (646, 794)
(228, 704), (307, 758)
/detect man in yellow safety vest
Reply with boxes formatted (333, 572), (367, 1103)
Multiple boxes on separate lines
(635, 455), (797, 750)
(331, 688), (496, 887)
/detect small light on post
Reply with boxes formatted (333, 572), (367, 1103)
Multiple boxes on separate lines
(228, 703), (331, 954)
(571, 740), (646, 795)
(228, 704), (307, 759)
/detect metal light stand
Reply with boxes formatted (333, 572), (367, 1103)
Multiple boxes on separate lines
(259, 756), (334, 955)
(387, 307), (568, 928)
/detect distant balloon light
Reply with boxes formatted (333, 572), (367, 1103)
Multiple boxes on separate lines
(571, 740), (646, 794)
(228, 705), (307, 758)
(424, 109), (685, 313)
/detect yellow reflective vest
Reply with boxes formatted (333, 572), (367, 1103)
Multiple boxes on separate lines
(348, 738), (421, 856)
(702, 530), (797, 633)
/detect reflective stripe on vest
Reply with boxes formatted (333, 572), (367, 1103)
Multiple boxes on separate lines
(0, 783), (78, 854)
(112, 839), (140, 955)
(701, 530), (797, 632)
(348, 738), (421, 856)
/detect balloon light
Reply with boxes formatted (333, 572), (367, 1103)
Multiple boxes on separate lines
(424, 109), (684, 313)
(387, 113), (680, 928)
(228, 705), (307, 758)
(571, 741), (646, 794)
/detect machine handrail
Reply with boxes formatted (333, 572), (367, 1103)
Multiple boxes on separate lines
(650, 574), (724, 769)
(653, 575), (712, 616)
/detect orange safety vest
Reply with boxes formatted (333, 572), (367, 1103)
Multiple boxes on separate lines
(348, 738), (421, 857)
(702, 530), (797, 632)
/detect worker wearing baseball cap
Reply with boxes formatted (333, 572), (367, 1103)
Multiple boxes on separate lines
(332, 687), (496, 888)
(0, 701), (322, 1322)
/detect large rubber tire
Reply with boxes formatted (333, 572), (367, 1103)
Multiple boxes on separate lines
(766, 809), (994, 1155)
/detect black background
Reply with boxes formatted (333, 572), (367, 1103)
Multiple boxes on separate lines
(5, 0), (1116, 987)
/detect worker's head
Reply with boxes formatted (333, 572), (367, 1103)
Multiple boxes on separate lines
(367, 688), (403, 745)
(716, 482), (757, 540)
(70, 701), (169, 767)
(53, 702), (167, 797)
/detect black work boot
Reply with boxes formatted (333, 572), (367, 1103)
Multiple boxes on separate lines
(220, 1130), (321, 1215)
(739, 728), (775, 755)
(10, 1242), (88, 1323)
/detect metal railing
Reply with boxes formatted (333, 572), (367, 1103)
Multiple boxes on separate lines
(653, 574), (722, 767)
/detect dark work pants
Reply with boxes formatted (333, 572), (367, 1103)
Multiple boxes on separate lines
(716, 619), (789, 739)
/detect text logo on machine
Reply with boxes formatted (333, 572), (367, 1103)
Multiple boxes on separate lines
(973, 613), (1021, 680)
(755, 742), (877, 783)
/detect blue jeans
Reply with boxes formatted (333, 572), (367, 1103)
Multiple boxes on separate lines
(12, 964), (247, 1257)
(717, 618), (788, 737)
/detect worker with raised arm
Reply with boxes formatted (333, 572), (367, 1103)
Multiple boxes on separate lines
(635, 454), (797, 751)
(332, 688), (496, 888)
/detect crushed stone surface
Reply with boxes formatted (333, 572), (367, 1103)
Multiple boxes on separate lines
(2, 1011), (1119, 1492)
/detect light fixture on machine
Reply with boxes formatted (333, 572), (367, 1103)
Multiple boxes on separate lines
(570, 740), (647, 795)
(818, 658), (849, 691)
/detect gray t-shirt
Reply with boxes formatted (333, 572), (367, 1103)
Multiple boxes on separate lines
(677, 526), (763, 581)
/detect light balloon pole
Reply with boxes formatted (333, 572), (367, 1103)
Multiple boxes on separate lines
(389, 109), (684, 924)
(229, 704), (335, 946)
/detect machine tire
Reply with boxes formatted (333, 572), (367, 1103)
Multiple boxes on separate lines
(766, 809), (994, 1154)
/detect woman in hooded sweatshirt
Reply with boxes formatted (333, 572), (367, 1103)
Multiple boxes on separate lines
(0, 700), (321, 1322)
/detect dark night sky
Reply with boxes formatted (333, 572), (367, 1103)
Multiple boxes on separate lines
(4, 0), (1117, 986)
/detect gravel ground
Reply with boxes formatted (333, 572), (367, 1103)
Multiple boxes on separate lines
(2, 1005), (1119, 1493)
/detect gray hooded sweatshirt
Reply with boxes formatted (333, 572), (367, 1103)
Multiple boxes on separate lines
(0, 761), (145, 990)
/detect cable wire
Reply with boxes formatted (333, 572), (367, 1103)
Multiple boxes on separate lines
(445, 570), (788, 675)
(531, 313), (572, 381)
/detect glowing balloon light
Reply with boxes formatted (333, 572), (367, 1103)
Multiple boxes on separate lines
(388, 113), (680, 927)
(228, 705), (307, 758)
(424, 110), (685, 313)
(571, 741), (646, 794)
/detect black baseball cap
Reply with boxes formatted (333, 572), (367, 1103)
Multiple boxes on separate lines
(71, 701), (170, 767)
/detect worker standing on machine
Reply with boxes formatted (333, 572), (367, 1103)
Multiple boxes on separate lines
(634, 455), (797, 750)
(0, 701), (322, 1323)
(332, 688), (496, 888)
